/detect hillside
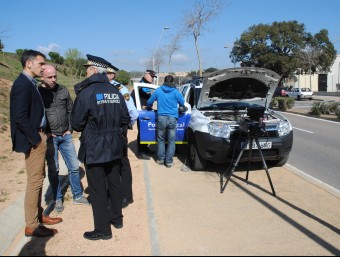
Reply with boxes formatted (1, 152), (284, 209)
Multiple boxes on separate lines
(0, 52), (83, 133)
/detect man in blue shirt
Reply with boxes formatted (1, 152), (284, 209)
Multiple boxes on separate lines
(147, 75), (185, 168)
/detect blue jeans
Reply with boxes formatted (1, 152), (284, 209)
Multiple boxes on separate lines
(46, 134), (83, 201)
(157, 116), (177, 164)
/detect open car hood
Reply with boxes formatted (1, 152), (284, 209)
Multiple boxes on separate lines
(198, 68), (281, 109)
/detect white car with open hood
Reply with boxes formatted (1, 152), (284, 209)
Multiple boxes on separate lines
(187, 67), (294, 171)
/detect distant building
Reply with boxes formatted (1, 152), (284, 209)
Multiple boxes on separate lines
(294, 54), (340, 92)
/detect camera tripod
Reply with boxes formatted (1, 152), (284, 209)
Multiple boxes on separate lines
(220, 133), (276, 197)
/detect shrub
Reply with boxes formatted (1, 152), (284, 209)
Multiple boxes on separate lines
(329, 102), (340, 114)
(286, 98), (295, 109)
(310, 102), (321, 117)
(336, 107), (340, 119)
(275, 97), (294, 111)
(277, 98), (288, 111)
(320, 103), (330, 114)
(271, 98), (278, 107)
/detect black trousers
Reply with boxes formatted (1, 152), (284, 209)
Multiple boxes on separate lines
(121, 126), (133, 200)
(85, 160), (122, 235)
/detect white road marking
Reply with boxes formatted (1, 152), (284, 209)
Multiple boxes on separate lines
(281, 112), (340, 125)
(293, 127), (314, 134)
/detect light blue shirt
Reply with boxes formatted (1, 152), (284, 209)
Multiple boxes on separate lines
(110, 80), (139, 126)
(22, 72), (46, 128)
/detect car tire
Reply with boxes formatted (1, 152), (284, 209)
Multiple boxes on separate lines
(269, 154), (289, 167)
(187, 138), (207, 171)
(297, 95), (301, 101)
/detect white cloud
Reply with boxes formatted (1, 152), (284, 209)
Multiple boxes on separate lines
(172, 53), (189, 64)
(37, 43), (60, 55)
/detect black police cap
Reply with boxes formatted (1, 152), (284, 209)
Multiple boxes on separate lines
(146, 70), (157, 78)
(83, 54), (111, 68)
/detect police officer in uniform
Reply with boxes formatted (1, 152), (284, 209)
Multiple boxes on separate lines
(71, 54), (130, 240)
(106, 64), (138, 208)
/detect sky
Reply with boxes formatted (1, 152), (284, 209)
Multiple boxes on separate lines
(1, 0), (340, 73)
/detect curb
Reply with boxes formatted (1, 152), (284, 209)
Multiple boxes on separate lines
(285, 164), (340, 199)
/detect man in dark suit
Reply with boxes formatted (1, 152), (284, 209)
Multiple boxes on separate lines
(10, 50), (62, 238)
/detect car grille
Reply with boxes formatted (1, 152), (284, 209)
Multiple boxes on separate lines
(231, 124), (278, 138)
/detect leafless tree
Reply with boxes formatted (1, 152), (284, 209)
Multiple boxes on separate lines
(297, 46), (323, 88)
(0, 26), (10, 39)
(182, 0), (227, 77)
(166, 33), (182, 73)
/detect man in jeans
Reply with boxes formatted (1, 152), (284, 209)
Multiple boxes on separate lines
(146, 75), (185, 168)
(39, 65), (89, 212)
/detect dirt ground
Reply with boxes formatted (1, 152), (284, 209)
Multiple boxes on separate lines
(1, 78), (339, 255)
(1, 128), (340, 255)
(0, 129), (27, 213)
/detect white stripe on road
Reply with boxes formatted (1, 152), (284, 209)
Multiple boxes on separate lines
(293, 127), (314, 134)
(281, 112), (340, 125)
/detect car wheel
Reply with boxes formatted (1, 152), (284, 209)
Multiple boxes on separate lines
(269, 154), (289, 167)
(297, 95), (301, 101)
(187, 139), (207, 171)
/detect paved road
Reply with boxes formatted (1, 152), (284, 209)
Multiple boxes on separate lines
(284, 112), (340, 190)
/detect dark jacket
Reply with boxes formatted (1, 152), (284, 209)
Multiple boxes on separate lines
(39, 84), (73, 136)
(71, 73), (130, 164)
(10, 73), (44, 153)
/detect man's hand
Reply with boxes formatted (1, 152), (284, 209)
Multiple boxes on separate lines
(63, 131), (72, 137)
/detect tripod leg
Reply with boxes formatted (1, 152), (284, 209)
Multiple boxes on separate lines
(220, 138), (249, 193)
(246, 136), (253, 182)
(254, 137), (276, 197)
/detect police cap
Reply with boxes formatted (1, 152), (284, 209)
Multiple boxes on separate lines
(146, 70), (157, 78)
(83, 54), (111, 68)
(107, 63), (120, 74)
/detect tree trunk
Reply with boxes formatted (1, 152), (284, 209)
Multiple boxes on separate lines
(194, 35), (202, 77)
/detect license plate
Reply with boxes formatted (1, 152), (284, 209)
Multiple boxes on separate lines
(242, 141), (272, 150)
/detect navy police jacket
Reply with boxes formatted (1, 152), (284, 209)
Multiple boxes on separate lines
(71, 73), (130, 164)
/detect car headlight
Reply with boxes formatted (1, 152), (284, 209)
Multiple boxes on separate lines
(278, 120), (292, 137)
(208, 122), (231, 139)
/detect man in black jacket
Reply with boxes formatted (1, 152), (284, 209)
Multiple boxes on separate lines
(10, 50), (62, 238)
(71, 55), (130, 241)
(39, 65), (89, 213)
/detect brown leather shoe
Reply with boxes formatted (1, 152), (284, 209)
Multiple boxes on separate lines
(25, 226), (58, 237)
(41, 215), (63, 225)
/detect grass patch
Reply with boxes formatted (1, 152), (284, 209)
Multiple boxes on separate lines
(0, 156), (8, 161)
(17, 169), (25, 175)
(0, 191), (9, 202)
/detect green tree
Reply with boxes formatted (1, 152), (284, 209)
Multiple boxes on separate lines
(64, 48), (84, 77)
(115, 70), (131, 86)
(48, 51), (64, 66)
(204, 67), (218, 74)
(15, 49), (27, 60)
(0, 40), (4, 52)
(230, 21), (336, 78)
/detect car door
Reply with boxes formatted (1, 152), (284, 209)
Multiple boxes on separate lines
(133, 83), (191, 145)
